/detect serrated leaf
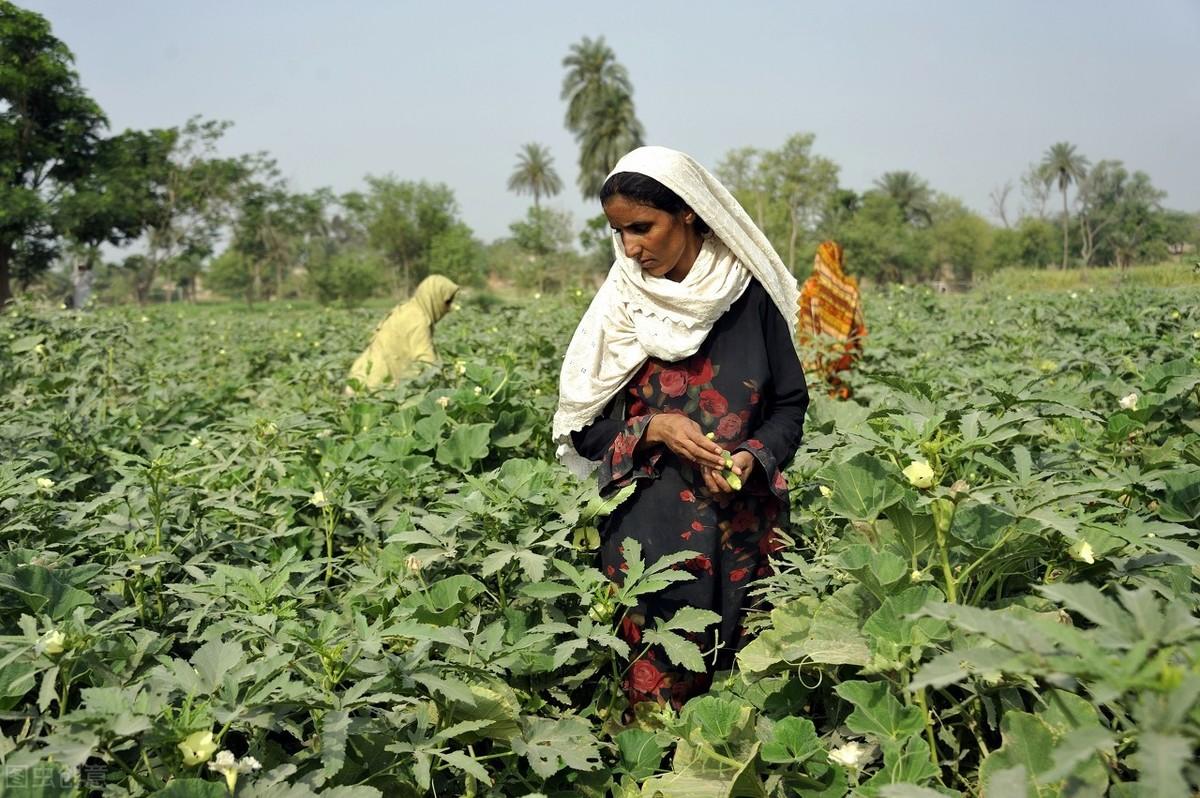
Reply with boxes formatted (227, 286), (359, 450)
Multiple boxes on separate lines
(643, 629), (705, 673)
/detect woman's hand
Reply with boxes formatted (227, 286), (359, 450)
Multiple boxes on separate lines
(702, 450), (755, 496)
(643, 414), (727, 470)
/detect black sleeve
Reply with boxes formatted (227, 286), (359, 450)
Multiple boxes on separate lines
(736, 293), (808, 496)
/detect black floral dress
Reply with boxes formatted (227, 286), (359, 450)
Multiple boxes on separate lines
(571, 279), (808, 708)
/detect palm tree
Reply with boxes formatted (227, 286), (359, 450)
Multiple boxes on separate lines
(507, 143), (562, 210)
(874, 171), (934, 227)
(1039, 142), (1089, 269)
(561, 36), (644, 198)
(561, 36), (633, 135)
(576, 87), (644, 198)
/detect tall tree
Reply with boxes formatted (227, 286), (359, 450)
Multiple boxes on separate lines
(874, 171), (934, 227)
(764, 134), (840, 271)
(351, 176), (459, 293)
(0, 1), (106, 306)
(56, 128), (176, 274)
(1038, 141), (1089, 269)
(133, 118), (246, 303)
(506, 143), (562, 209)
(561, 36), (644, 198)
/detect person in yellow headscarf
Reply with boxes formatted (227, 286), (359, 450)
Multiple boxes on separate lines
(796, 241), (866, 399)
(347, 275), (459, 391)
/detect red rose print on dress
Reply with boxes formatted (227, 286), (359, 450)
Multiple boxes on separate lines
(630, 660), (664, 695)
(620, 616), (642, 645)
(729, 567), (750, 582)
(684, 554), (714, 575)
(698, 389), (729, 417)
(716, 413), (743, 439)
(679, 489), (695, 502)
(686, 358), (714, 386)
(659, 368), (687, 397)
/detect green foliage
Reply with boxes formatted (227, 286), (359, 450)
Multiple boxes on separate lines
(0, 0), (106, 303)
(307, 249), (385, 306)
(1, 203), (1198, 797)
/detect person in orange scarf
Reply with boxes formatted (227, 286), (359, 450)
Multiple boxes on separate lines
(796, 241), (866, 399)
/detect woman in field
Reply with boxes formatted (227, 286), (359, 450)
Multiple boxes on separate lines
(347, 274), (458, 391)
(554, 146), (808, 710)
(796, 240), (867, 399)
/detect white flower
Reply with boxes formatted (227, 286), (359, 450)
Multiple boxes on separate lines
(1118, 393), (1138, 411)
(436, 396), (451, 409)
(34, 343), (45, 355)
(1069, 292), (1078, 300)
(316, 428), (333, 439)
(575, 289), (582, 297)
(36, 477), (56, 490)
(473, 386), (483, 396)
(902, 460), (935, 489)
(1171, 310), (1180, 319)
(911, 569), (926, 582)
(178, 730), (217, 766)
(38, 630), (66, 656)
(218, 348), (227, 356)
(828, 740), (869, 769)
(140, 315), (149, 323)
(295, 331), (303, 338)
(819, 485), (832, 498)
(533, 293), (541, 299)
(1069, 540), (1095, 564)
(310, 489), (328, 508)
(189, 436), (203, 448)
(208, 749), (261, 792)
(534, 388), (541, 396)
(455, 361), (467, 375)
(405, 555), (422, 574)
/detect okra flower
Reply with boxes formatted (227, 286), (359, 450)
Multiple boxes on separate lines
(902, 460), (935, 489)
(38, 630), (65, 656)
(178, 730), (217, 766)
(828, 740), (869, 769)
(310, 489), (328, 508)
(1069, 540), (1095, 564)
(36, 477), (55, 491)
(436, 396), (451, 409)
(208, 749), (261, 791)
(1118, 393), (1138, 411)
(819, 485), (833, 498)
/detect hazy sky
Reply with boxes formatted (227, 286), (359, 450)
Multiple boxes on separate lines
(23, 1), (1200, 241)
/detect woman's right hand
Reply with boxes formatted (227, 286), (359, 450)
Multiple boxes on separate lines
(643, 414), (728, 469)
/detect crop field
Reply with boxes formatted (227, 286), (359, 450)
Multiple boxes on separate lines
(1, 285), (1198, 798)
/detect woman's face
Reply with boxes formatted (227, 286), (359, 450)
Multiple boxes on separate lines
(603, 194), (703, 282)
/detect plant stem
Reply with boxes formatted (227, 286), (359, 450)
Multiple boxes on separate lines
(915, 688), (940, 772)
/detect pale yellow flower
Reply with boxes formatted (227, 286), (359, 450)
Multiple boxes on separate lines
(819, 485), (833, 498)
(1118, 393), (1138, 411)
(1069, 540), (1095, 565)
(178, 730), (217, 766)
(38, 630), (65, 656)
(435, 396), (451, 409)
(36, 477), (55, 490)
(902, 460), (935, 489)
(310, 489), (328, 508)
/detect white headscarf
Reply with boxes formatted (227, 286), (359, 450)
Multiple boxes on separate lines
(552, 146), (801, 479)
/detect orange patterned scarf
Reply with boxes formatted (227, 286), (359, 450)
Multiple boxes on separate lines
(797, 241), (866, 378)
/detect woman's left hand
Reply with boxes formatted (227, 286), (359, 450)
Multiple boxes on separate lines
(702, 450), (755, 496)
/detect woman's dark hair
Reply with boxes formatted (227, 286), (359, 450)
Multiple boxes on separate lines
(600, 172), (711, 235)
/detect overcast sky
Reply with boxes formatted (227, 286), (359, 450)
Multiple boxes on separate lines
(23, 1), (1200, 241)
